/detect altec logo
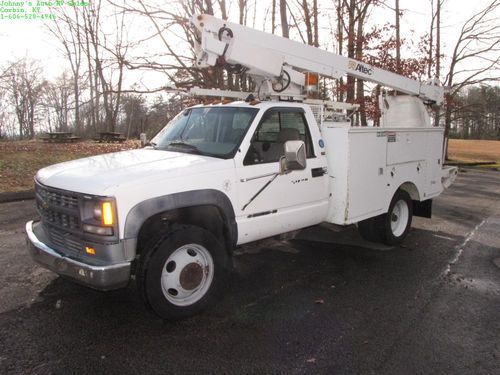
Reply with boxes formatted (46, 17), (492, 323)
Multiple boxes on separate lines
(348, 60), (373, 76)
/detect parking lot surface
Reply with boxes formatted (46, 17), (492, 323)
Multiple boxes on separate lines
(0, 168), (499, 374)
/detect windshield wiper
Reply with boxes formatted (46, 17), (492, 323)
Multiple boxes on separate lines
(146, 141), (157, 149)
(166, 141), (200, 154)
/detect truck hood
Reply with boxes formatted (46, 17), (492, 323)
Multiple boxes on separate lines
(36, 149), (230, 196)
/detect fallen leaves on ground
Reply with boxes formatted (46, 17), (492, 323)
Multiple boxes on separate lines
(0, 140), (140, 193)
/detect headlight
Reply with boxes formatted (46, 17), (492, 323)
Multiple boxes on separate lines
(83, 223), (114, 236)
(82, 198), (117, 236)
(91, 201), (114, 226)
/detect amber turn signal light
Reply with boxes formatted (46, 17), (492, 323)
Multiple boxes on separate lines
(102, 202), (114, 226)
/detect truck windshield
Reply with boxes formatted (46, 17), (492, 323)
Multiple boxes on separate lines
(150, 107), (259, 158)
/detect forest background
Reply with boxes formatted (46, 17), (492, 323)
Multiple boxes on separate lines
(0, 0), (499, 141)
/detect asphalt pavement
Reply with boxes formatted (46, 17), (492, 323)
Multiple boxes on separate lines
(0, 168), (499, 375)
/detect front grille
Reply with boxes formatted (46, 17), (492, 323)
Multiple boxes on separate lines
(36, 182), (81, 231)
(36, 183), (79, 210)
(36, 182), (84, 257)
(38, 207), (80, 230)
(48, 226), (83, 257)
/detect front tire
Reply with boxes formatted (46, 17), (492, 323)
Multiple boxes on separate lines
(137, 224), (228, 320)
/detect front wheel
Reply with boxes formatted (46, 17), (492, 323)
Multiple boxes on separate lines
(137, 224), (228, 320)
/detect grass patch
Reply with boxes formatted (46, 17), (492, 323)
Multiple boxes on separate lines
(0, 140), (139, 193)
(448, 139), (500, 164)
(1, 138), (498, 194)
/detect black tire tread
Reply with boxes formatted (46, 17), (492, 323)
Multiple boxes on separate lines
(381, 190), (413, 245)
(136, 222), (186, 310)
(357, 189), (413, 245)
(136, 223), (227, 320)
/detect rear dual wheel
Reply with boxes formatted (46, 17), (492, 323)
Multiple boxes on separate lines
(358, 190), (413, 245)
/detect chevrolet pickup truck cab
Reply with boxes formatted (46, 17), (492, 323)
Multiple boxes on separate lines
(26, 100), (457, 319)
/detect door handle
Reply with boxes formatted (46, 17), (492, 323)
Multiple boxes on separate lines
(311, 167), (327, 177)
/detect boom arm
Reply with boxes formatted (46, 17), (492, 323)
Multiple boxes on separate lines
(191, 14), (444, 105)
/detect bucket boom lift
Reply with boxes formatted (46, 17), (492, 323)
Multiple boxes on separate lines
(190, 14), (444, 110)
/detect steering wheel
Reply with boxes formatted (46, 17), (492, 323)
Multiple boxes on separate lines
(246, 143), (263, 164)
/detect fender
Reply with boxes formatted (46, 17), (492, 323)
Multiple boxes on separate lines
(123, 189), (237, 247)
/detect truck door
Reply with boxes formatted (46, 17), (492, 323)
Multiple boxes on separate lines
(234, 107), (329, 244)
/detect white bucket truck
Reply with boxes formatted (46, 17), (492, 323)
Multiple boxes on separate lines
(26, 14), (457, 319)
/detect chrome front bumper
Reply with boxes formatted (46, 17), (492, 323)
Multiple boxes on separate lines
(26, 221), (131, 291)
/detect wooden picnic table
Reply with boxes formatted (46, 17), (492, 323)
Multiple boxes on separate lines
(94, 132), (126, 143)
(41, 132), (81, 143)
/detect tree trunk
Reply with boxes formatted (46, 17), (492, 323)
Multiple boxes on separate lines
(239, 0), (245, 24)
(395, 0), (401, 73)
(271, 0), (276, 34)
(73, 77), (80, 134)
(302, 1), (313, 45)
(434, 0), (441, 128)
(205, 0), (214, 15)
(219, 0), (227, 19)
(346, 0), (356, 106)
(355, 6), (367, 126)
(279, 0), (289, 38)
(336, 0), (344, 102)
(428, 0), (434, 79)
(313, 0), (319, 47)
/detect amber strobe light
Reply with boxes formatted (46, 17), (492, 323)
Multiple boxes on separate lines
(102, 202), (114, 226)
(305, 72), (318, 87)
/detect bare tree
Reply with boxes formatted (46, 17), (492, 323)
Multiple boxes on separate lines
(395, 0), (401, 73)
(46, 6), (83, 133)
(272, 0), (277, 34)
(1, 59), (47, 139)
(344, 0), (357, 109)
(313, 0), (319, 47)
(45, 0), (146, 136)
(300, 1), (314, 46)
(354, 1), (375, 126)
(340, 0), (382, 125)
(442, 0), (500, 155)
(44, 72), (73, 132)
(218, 0), (228, 19)
(119, 94), (147, 139)
(69, 0), (130, 133)
(335, 0), (346, 101)
(280, 0), (290, 38)
(0, 82), (10, 138)
(110, 0), (258, 92)
(432, 0), (444, 127)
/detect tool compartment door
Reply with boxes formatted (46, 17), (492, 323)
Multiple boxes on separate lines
(386, 130), (428, 165)
(345, 129), (387, 222)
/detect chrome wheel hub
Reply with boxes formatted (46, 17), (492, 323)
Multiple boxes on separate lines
(390, 200), (409, 237)
(161, 244), (214, 306)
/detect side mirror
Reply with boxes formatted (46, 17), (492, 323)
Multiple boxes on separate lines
(280, 140), (306, 174)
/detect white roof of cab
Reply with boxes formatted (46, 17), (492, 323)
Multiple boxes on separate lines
(189, 100), (311, 110)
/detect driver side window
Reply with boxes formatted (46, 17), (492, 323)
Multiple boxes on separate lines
(244, 109), (314, 165)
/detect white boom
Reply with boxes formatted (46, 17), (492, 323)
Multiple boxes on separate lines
(191, 14), (444, 105)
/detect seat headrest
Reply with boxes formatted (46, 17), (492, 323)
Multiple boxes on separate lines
(277, 128), (300, 143)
